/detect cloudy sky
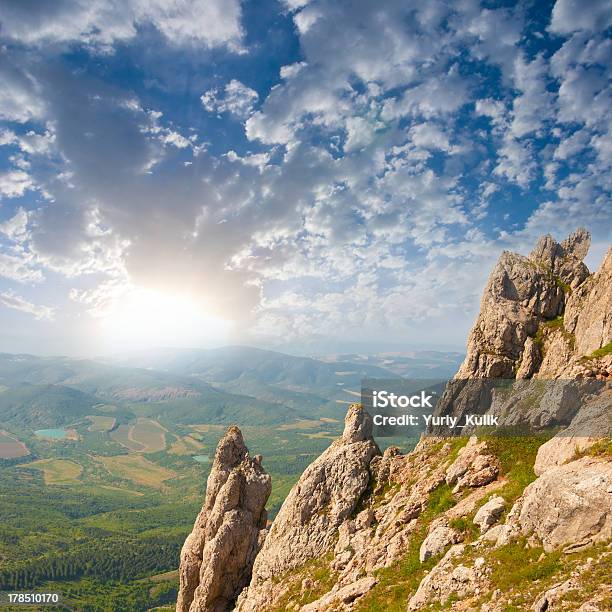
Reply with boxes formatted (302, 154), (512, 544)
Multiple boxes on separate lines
(0, 0), (610, 356)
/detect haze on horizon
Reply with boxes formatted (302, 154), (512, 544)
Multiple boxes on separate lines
(0, 0), (610, 357)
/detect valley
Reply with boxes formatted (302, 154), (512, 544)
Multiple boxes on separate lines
(0, 347), (462, 610)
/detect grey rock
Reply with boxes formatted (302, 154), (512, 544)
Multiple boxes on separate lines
(505, 457), (612, 552)
(235, 405), (380, 611)
(419, 525), (460, 562)
(300, 576), (378, 611)
(407, 545), (485, 610)
(445, 437), (500, 493)
(473, 495), (506, 532)
(516, 336), (541, 379)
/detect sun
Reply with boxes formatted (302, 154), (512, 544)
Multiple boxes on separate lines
(97, 287), (232, 352)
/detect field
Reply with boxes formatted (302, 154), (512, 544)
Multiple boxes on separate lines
(277, 419), (325, 430)
(111, 424), (146, 451)
(95, 454), (177, 490)
(20, 458), (83, 485)
(299, 431), (337, 440)
(111, 419), (167, 452)
(131, 418), (167, 452)
(87, 415), (117, 431)
(0, 430), (29, 458)
(169, 434), (205, 455)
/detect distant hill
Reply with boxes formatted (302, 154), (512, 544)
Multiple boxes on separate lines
(0, 383), (103, 428)
(316, 351), (464, 378)
(0, 353), (303, 427)
(0, 353), (207, 401)
(106, 345), (401, 395)
(0, 346), (457, 429)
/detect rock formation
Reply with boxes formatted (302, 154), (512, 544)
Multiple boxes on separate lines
(433, 229), (611, 436)
(178, 229), (611, 611)
(497, 456), (612, 552)
(177, 426), (270, 612)
(235, 405), (380, 611)
(452, 228), (596, 380)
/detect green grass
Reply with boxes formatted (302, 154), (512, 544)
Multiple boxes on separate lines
(422, 482), (456, 518)
(583, 341), (612, 360)
(269, 552), (337, 611)
(488, 539), (562, 590)
(573, 438), (612, 460)
(480, 434), (549, 506)
(534, 316), (575, 354)
(354, 480), (460, 611)
(554, 276), (572, 295)
(448, 516), (479, 540)
(354, 525), (436, 612)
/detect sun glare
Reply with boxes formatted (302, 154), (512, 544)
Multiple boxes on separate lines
(98, 288), (232, 352)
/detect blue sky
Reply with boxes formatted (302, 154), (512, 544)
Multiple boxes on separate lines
(0, 0), (610, 355)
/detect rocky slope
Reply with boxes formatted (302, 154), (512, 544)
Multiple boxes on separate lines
(178, 229), (611, 611)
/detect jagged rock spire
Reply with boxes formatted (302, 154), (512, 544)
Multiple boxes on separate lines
(177, 426), (270, 612)
(235, 404), (380, 611)
(456, 229), (592, 380)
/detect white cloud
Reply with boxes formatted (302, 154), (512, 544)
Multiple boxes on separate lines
(550, 0), (612, 34)
(0, 57), (46, 123)
(0, 252), (42, 283)
(280, 62), (307, 80)
(201, 80), (259, 118)
(553, 128), (590, 160)
(0, 291), (54, 320)
(409, 122), (453, 152)
(493, 136), (535, 187)
(0, 170), (35, 198)
(381, 67), (470, 121)
(0, 208), (30, 241)
(510, 54), (554, 138)
(344, 117), (383, 152)
(0, 0), (244, 50)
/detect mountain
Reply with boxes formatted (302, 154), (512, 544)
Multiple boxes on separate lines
(107, 345), (401, 391)
(0, 353), (212, 401)
(104, 345), (405, 418)
(315, 350), (464, 378)
(0, 354), (302, 427)
(179, 229), (611, 611)
(0, 383), (104, 428)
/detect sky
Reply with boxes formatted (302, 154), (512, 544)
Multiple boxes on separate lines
(0, 0), (610, 356)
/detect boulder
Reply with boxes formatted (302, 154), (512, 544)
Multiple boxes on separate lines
(420, 525), (460, 562)
(407, 545), (487, 610)
(445, 437), (500, 493)
(504, 457), (612, 552)
(300, 576), (378, 611)
(473, 495), (505, 532)
(534, 391), (612, 475)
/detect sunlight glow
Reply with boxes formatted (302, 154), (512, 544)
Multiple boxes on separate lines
(97, 288), (232, 352)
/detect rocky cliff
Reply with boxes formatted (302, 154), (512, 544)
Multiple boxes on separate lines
(178, 229), (611, 611)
